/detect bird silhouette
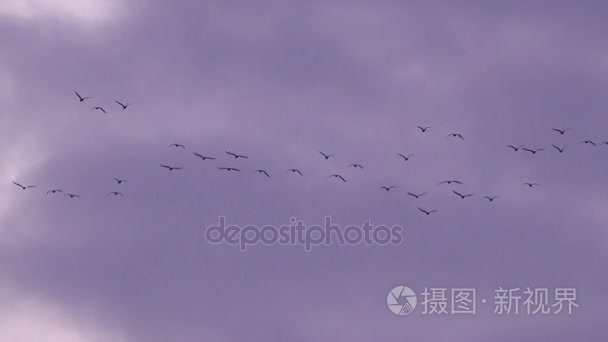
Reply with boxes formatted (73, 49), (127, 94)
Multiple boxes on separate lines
(381, 186), (396, 191)
(438, 180), (463, 186)
(160, 164), (183, 171)
(12, 181), (35, 190)
(523, 147), (544, 154)
(580, 140), (596, 146)
(218, 167), (241, 172)
(193, 153), (215, 160)
(318, 151), (334, 160)
(417, 126), (431, 133)
(109, 192), (124, 196)
(113, 178), (127, 184)
(552, 128), (570, 135)
(447, 133), (465, 140)
(327, 174), (347, 182)
(452, 190), (474, 199)
(253, 169), (270, 177)
(348, 163), (364, 169)
(92, 106), (107, 114)
(398, 153), (414, 161)
(226, 151), (248, 159)
(507, 145), (524, 152)
(286, 168), (303, 176)
(418, 207), (438, 216)
(46, 189), (64, 195)
(407, 192), (427, 199)
(484, 196), (498, 202)
(170, 143), (186, 149)
(602, 142), (608, 146)
(552, 145), (566, 153)
(74, 91), (91, 102)
(523, 182), (539, 188)
(115, 100), (133, 110)
(64, 193), (80, 198)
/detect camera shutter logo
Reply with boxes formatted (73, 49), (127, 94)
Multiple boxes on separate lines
(387, 286), (417, 315)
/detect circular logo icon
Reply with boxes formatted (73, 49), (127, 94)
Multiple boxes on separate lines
(387, 286), (417, 315)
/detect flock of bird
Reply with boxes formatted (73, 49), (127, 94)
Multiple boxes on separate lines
(11, 91), (608, 217)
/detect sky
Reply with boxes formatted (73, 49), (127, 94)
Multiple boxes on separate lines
(1, 0), (607, 341)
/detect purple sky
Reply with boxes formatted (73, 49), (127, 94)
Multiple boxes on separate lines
(1, 1), (607, 340)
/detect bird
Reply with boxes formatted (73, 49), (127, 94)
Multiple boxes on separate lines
(580, 140), (597, 146)
(318, 151), (334, 160)
(552, 145), (566, 153)
(64, 193), (80, 199)
(74, 91), (91, 102)
(46, 189), (64, 195)
(418, 207), (438, 216)
(523, 147), (544, 154)
(552, 128), (570, 135)
(193, 153), (215, 160)
(484, 196), (499, 202)
(12, 181), (35, 190)
(523, 182), (539, 188)
(407, 192), (427, 199)
(113, 178), (127, 184)
(381, 186), (396, 191)
(218, 167), (241, 172)
(286, 168), (303, 176)
(226, 151), (248, 159)
(253, 169), (270, 177)
(447, 133), (465, 140)
(114, 100), (133, 110)
(109, 192), (124, 196)
(602, 142), (608, 146)
(438, 180), (463, 186)
(92, 106), (107, 114)
(170, 143), (186, 149)
(160, 164), (183, 171)
(452, 190), (474, 199)
(348, 163), (364, 169)
(327, 174), (347, 182)
(398, 153), (414, 161)
(507, 145), (524, 152)
(417, 125), (431, 133)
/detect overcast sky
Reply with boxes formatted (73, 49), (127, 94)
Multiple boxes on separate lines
(1, 1), (607, 341)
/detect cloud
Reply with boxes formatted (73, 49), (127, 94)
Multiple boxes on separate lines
(0, 0), (123, 26)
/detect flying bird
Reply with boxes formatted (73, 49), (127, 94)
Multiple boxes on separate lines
(438, 180), (463, 186)
(327, 174), (347, 182)
(318, 151), (335, 160)
(218, 167), (241, 172)
(74, 91), (91, 102)
(64, 193), (80, 199)
(580, 140), (596, 146)
(418, 207), (438, 216)
(115, 100), (133, 110)
(113, 178), (127, 184)
(193, 153), (215, 160)
(286, 168), (303, 176)
(484, 196), (499, 202)
(398, 153), (414, 161)
(381, 186), (396, 191)
(12, 181), (35, 190)
(523, 147), (544, 154)
(46, 189), (64, 195)
(170, 143), (186, 148)
(407, 192), (427, 199)
(447, 133), (465, 140)
(348, 163), (364, 169)
(523, 182), (539, 188)
(160, 164), (183, 171)
(552, 128), (570, 135)
(226, 151), (248, 159)
(253, 169), (270, 177)
(92, 106), (107, 114)
(452, 190), (474, 199)
(417, 126), (431, 133)
(552, 145), (566, 153)
(109, 192), (124, 196)
(507, 145), (524, 152)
